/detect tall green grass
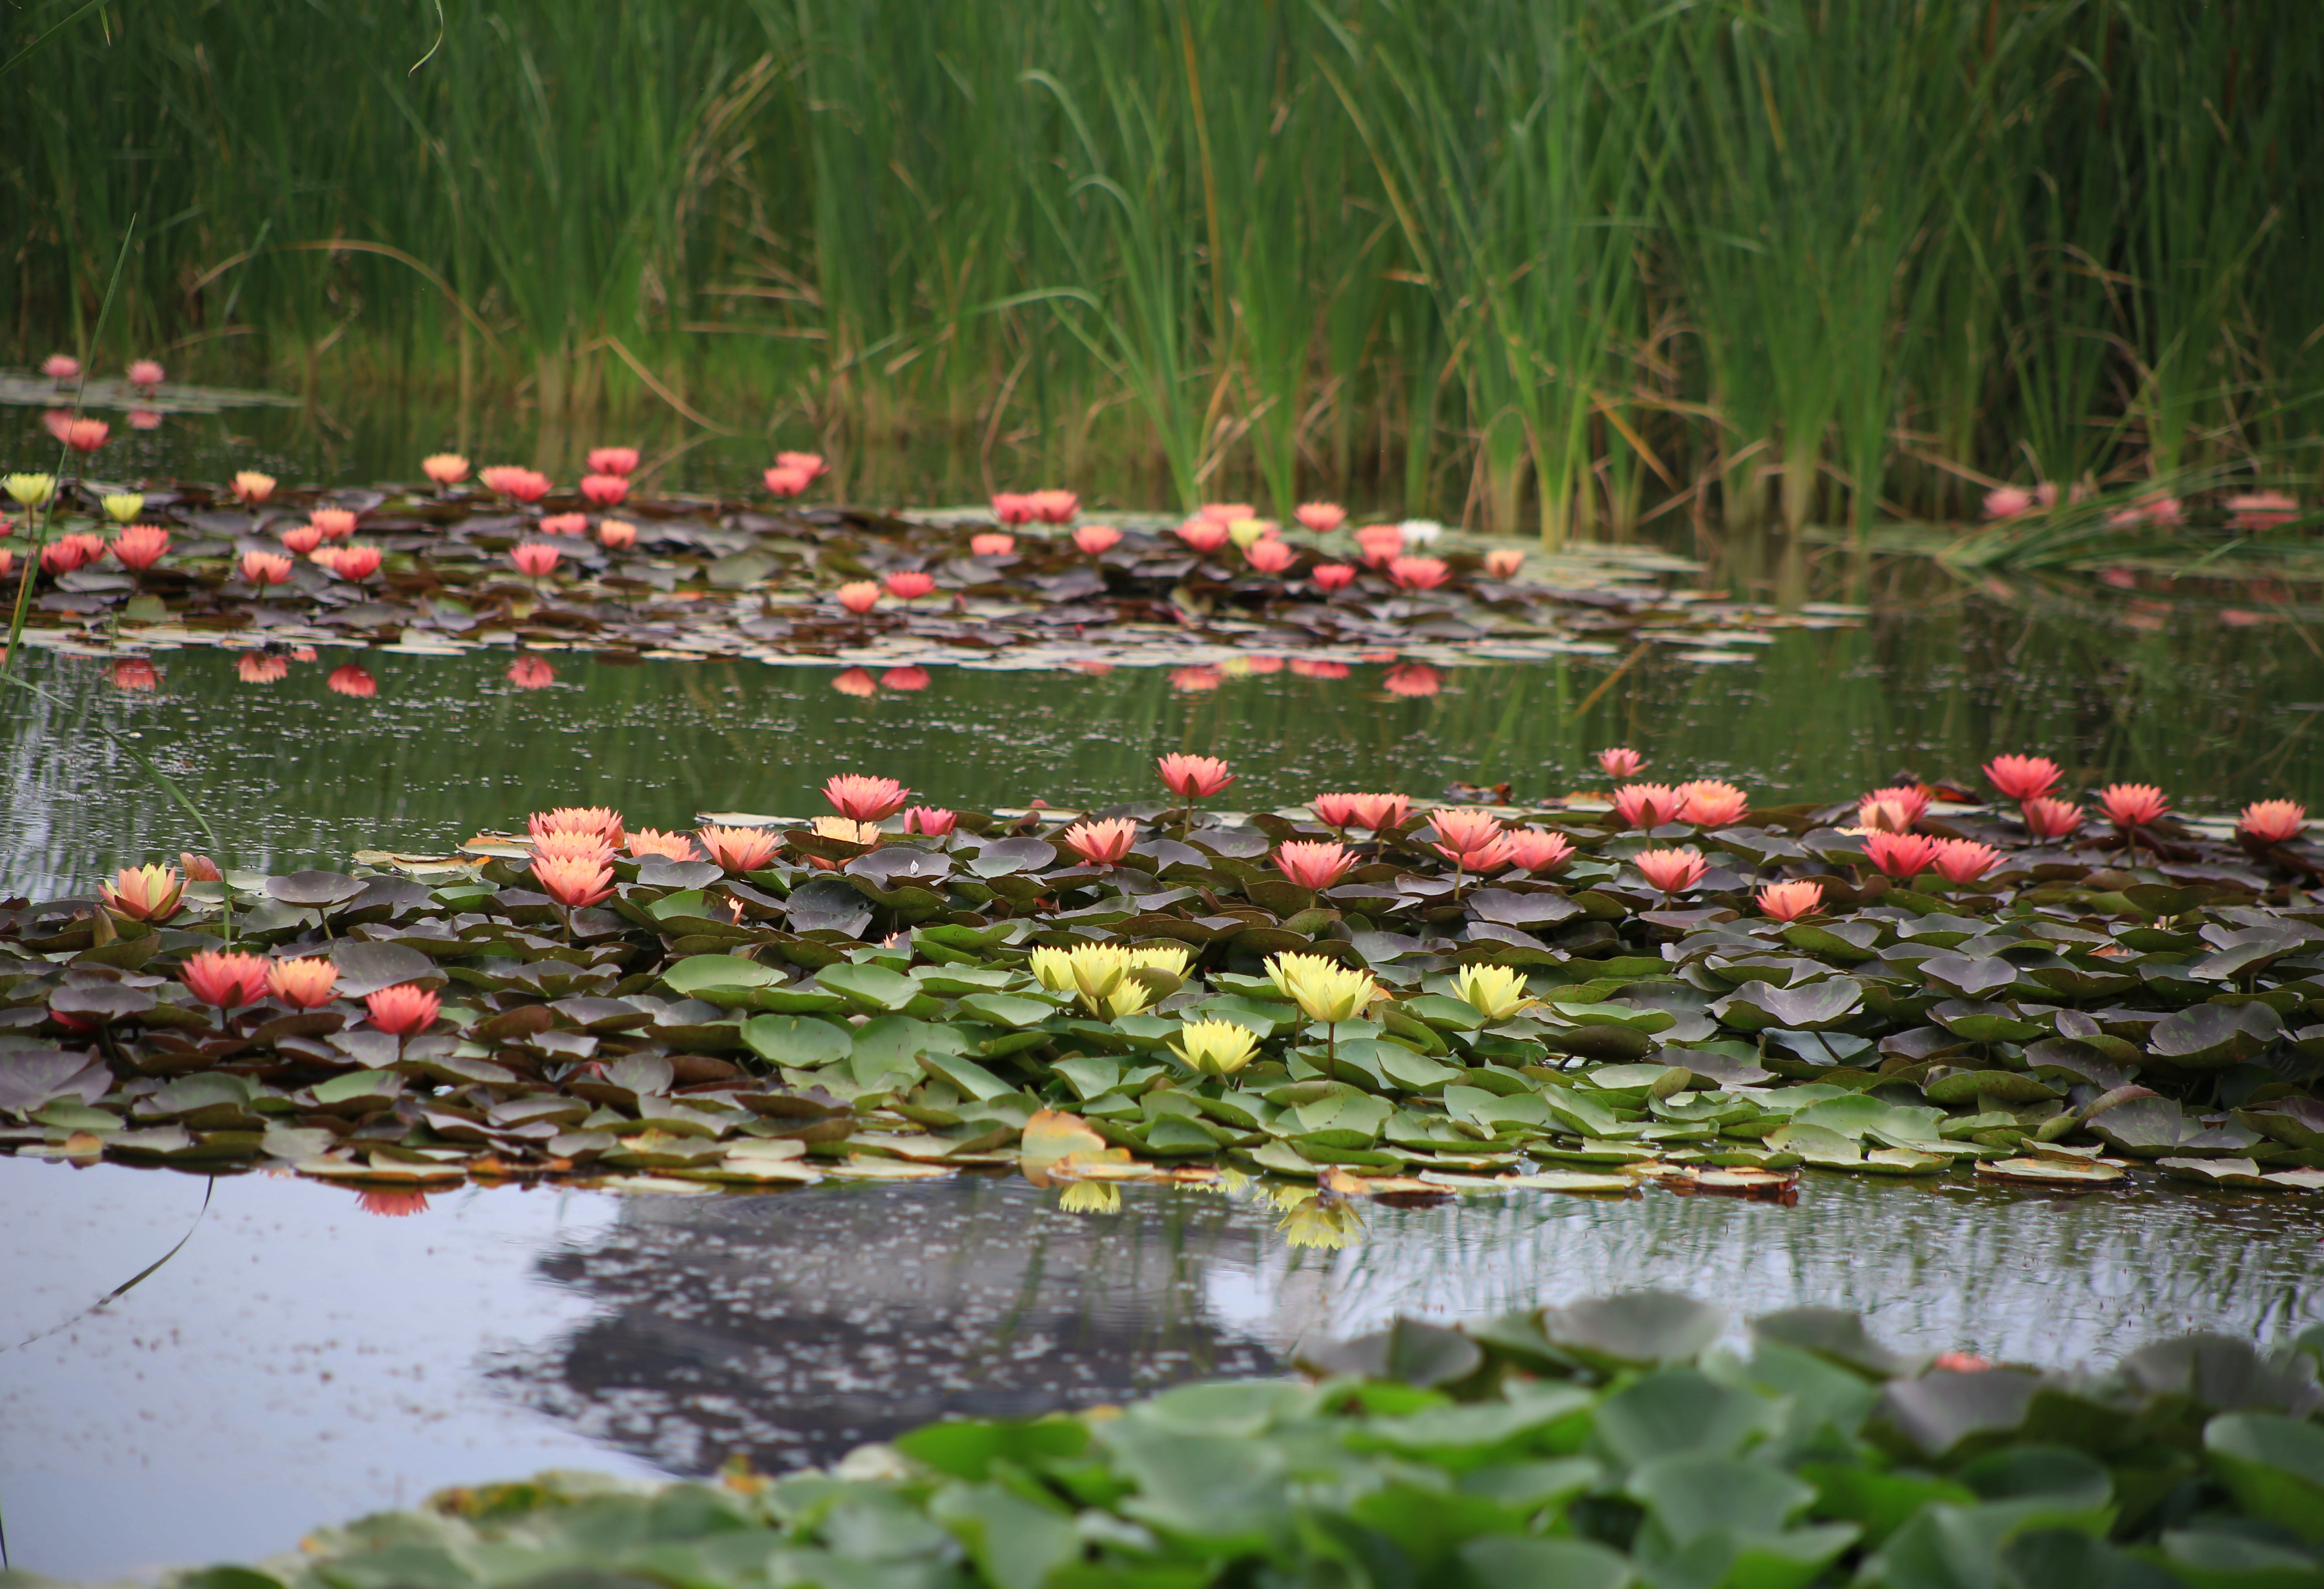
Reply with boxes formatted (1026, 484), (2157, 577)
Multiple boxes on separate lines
(2, 0), (2318, 534)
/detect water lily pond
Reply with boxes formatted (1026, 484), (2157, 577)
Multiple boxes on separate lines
(10, 418), (2324, 1583)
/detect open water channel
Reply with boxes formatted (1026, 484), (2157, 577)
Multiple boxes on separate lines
(6, 400), (2324, 1581)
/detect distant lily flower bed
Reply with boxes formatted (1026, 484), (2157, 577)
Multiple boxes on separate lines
(0, 455), (1848, 682)
(6, 751), (2324, 1206)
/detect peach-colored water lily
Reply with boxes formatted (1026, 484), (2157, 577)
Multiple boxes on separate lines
(1157, 753), (1234, 799)
(126, 359), (164, 386)
(628, 828), (701, 862)
(507, 656), (556, 690)
(1171, 666), (1224, 693)
(480, 465), (552, 504)
(1028, 489), (1080, 524)
(1310, 794), (1361, 827)
(422, 453), (470, 485)
(1354, 524), (1405, 566)
(267, 957), (340, 1009)
(1295, 502), (1347, 533)
(230, 471), (277, 505)
(2020, 796), (2083, 841)
(63, 417), (109, 452)
(1383, 663), (1441, 697)
(181, 853), (223, 882)
(2227, 491), (2299, 530)
(580, 473), (629, 506)
(44, 531), (108, 575)
(108, 523), (171, 571)
(42, 353), (80, 380)
(1429, 809), (1508, 871)
(903, 806), (957, 836)
(281, 523), (325, 555)
(1863, 830), (1939, 878)
(836, 581), (881, 615)
(1506, 828), (1574, 873)
(1983, 754), (2059, 803)
(1857, 785), (1931, 832)
(510, 542), (561, 580)
(310, 508), (356, 541)
(832, 667), (878, 697)
(1062, 817), (1138, 866)
(587, 446), (640, 477)
(41, 409), (72, 442)
(763, 465), (812, 497)
(2239, 800), (2306, 845)
(1387, 555), (1448, 590)
(1677, 779), (1750, 827)
(1198, 502), (1255, 524)
(824, 773), (910, 821)
(1597, 746), (1646, 778)
(111, 658), (159, 691)
(698, 824), (781, 872)
(1757, 880), (1825, 921)
(598, 519), (637, 550)
(99, 863), (184, 923)
(1290, 657), (1350, 678)
(182, 949), (271, 1009)
(777, 451), (829, 479)
(1634, 847), (1707, 895)
(327, 544), (383, 581)
(1931, 838), (2001, 884)
(990, 492), (1035, 525)
(1983, 486), (2034, 519)
(533, 854), (615, 910)
(1309, 563), (1356, 593)
(1483, 547), (1525, 578)
(1613, 782), (1682, 829)
(1275, 840), (1355, 889)
(869, 668), (923, 695)
(1072, 523), (1120, 555)
(970, 531), (1015, 557)
(530, 827), (616, 868)
(2099, 783), (2168, 828)
(1350, 793), (1410, 832)
(1172, 519), (1227, 555)
(1245, 537), (1296, 574)
(238, 653), (288, 684)
(366, 983), (440, 1037)
(537, 512), (589, 536)
(885, 571), (936, 600)
(241, 550), (293, 588)
(327, 664), (376, 698)
(531, 806), (625, 844)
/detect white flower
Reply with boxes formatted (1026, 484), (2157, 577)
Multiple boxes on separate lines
(1397, 519), (1446, 546)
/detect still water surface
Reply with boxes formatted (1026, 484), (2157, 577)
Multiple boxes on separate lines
(4, 1157), (2321, 1581)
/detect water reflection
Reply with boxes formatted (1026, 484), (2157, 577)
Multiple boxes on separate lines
(8, 572), (2324, 896)
(5, 1158), (2321, 1580)
(492, 1172), (2324, 1480)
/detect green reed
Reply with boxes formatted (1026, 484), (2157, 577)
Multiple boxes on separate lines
(1, 0), (2317, 534)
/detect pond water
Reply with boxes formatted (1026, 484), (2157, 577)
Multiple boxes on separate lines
(9, 400), (2324, 1582)
(5, 1156), (2321, 1581)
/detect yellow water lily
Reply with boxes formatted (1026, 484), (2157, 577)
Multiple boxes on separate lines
(1227, 516), (1271, 550)
(1454, 964), (1535, 1022)
(1167, 1018), (1261, 1076)
(5, 473), (55, 509)
(1128, 944), (1191, 979)
(101, 492), (144, 523)
(1266, 951), (1378, 1025)
(1028, 943), (1140, 1015)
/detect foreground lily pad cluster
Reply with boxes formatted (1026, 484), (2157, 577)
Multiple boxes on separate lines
(53, 1293), (2324, 1589)
(3, 466), (1835, 677)
(6, 755), (2324, 1206)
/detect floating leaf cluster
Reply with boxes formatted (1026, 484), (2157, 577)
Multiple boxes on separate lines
(5, 472), (1840, 676)
(82, 1293), (2324, 1589)
(7, 768), (2324, 1203)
